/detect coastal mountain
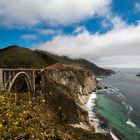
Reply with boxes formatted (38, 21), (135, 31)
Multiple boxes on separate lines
(0, 46), (116, 139)
(0, 45), (114, 76)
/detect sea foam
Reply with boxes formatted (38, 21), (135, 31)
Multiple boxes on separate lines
(126, 118), (136, 128)
(121, 102), (133, 116)
(87, 93), (108, 134)
(96, 77), (102, 81)
(110, 131), (119, 140)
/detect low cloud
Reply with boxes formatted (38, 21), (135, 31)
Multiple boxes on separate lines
(37, 23), (140, 68)
(101, 15), (128, 30)
(37, 29), (62, 35)
(134, 2), (140, 13)
(0, 0), (111, 28)
(96, 55), (140, 68)
(20, 34), (37, 40)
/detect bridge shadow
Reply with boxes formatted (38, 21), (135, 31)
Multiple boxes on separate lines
(10, 75), (29, 93)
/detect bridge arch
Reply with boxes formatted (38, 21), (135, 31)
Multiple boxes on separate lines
(8, 72), (33, 93)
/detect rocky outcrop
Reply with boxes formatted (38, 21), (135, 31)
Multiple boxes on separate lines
(136, 73), (140, 77)
(41, 63), (100, 127)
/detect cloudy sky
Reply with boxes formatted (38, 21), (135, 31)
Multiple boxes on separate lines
(0, 0), (140, 68)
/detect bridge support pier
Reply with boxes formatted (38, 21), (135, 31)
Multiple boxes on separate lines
(0, 69), (4, 90)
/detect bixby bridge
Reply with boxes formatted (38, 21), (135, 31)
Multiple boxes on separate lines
(0, 68), (42, 94)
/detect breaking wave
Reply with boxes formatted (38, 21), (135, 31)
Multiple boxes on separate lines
(126, 118), (136, 128)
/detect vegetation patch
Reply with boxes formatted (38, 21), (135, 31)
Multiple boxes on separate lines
(0, 91), (112, 140)
(0, 92), (61, 139)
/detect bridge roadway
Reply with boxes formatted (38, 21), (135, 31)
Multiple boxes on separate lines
(0, 68), (42, 94)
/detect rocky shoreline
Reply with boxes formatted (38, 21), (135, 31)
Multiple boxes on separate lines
(74, 76), (123, 140)
(86, 87), (125, 140)
(86, 91), (122, 140)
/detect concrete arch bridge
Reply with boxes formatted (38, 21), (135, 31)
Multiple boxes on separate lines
(0, 69), (42, 94)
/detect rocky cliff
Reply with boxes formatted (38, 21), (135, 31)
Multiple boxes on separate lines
(39, 63), (113, 139)
(40, 64), (110, 135)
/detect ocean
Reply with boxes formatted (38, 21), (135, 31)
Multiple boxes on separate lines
(95, 68), (140, 140)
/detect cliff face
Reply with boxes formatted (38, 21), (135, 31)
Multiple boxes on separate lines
(41, 63), (100, 127)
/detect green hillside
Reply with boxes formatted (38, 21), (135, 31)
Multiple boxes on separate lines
(0, 45), (114, 75)
(0, 45), (57, 68)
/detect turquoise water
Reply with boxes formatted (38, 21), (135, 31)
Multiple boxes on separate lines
(96, 69), (140, 140)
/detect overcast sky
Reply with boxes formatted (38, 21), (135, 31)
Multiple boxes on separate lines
(0, 0), (140, 68)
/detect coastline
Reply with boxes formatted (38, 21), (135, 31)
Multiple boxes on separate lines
(66, 89), (121, 140)
(86, 91), (121, 140)
(86, 92), (109, 134)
